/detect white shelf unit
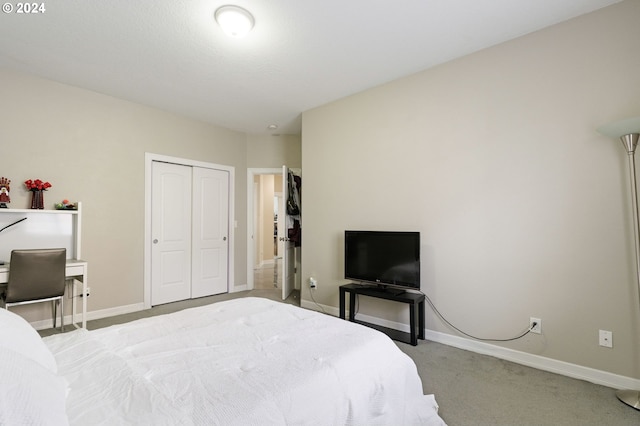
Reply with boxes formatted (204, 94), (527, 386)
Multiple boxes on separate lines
(0, 202), (82, 262)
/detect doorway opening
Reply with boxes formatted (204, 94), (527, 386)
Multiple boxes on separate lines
(249, 170), (282, 290)
(247, 168), (300, 305)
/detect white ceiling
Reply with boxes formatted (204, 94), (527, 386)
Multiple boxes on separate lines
(0, 0), (621, 135)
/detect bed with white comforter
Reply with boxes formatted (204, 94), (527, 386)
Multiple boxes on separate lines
(1, 297), (446, 425)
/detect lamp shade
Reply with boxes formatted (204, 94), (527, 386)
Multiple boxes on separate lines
(215, 5), (254, 38)
(597, 117), (640, 138)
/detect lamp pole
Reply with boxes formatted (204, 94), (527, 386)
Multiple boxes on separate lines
(599, 117), (640, 410)
(616, 132), (640, 410)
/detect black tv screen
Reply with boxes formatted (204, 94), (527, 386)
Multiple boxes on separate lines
(344, 230), (420, 290)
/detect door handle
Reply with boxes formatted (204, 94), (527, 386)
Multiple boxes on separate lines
(223, 236), (227, 241)
(153, 239), (158, 244)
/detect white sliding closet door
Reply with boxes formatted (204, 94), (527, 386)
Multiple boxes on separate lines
(151, 162), (229, 305)
(192, 167), (229, 298)
(151, 162), (192, 305)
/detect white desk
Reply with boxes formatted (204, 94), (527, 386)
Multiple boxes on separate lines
(0, 259), (88, 329)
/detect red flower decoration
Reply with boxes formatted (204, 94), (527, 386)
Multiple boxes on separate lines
(24, 179), (52, 191)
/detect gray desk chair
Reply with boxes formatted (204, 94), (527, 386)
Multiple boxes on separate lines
(1, 248), (67, 330)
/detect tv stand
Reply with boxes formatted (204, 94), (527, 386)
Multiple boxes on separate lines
(339, 283), (425, 346)
(382, 287), (406, 296)
(354, 284), (405, 296)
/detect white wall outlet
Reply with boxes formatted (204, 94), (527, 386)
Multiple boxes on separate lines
(309, 277), (317, 289)
(599, 330), (613, 348)
(530, 317), (541, 334)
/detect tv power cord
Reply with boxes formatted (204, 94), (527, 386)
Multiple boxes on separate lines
(348, 289), (535, 342)
(419, 290), (536, 342)
(309, 286), (326, 314)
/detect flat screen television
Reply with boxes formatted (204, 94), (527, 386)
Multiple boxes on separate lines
(344, 230), (420, 291)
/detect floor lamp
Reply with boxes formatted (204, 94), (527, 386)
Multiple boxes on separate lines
(597, 116), (640, 410)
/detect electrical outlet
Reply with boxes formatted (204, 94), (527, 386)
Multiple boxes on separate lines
(599, 330), (613, 348)
(309, 277), (317, 289)
(530, 317), (541, 334)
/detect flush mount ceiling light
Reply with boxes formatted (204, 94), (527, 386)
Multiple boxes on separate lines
(215, 5), (254, 38)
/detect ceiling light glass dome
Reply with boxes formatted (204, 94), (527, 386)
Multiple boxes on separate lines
(215, 5), (254, 38)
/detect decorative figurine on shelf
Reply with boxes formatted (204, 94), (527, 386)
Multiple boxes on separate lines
(0, 177), (10, 208)
(24, 178), (52, 209)
(54, 199), (78, 210)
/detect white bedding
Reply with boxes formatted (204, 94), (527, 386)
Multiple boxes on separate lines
(42, 297), (446, 425)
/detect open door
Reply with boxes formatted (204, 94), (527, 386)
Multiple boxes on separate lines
(279, 166), (300, 300)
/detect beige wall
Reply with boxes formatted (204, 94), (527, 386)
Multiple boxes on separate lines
(247, 134), (302, 169)
(0, 69), (251, 320)
(302, 1), (640, 379)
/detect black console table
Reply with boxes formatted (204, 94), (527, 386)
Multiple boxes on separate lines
(339, 283), (425, 346)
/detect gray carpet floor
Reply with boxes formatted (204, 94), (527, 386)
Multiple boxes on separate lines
(41, 288), (639, 425)
(398, 339), (639, 425)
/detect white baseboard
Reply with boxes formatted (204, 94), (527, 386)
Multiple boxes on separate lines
(301, 299), (336, 314)
(84, 302), (146, 322)
(32, 302), (145, 331)
(300, 302), (640, 391)
(34, 284), (249, 330)
(232, 283), (248, 292)
(34, 284), (253, 330)
(424, 329), (640, 391)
